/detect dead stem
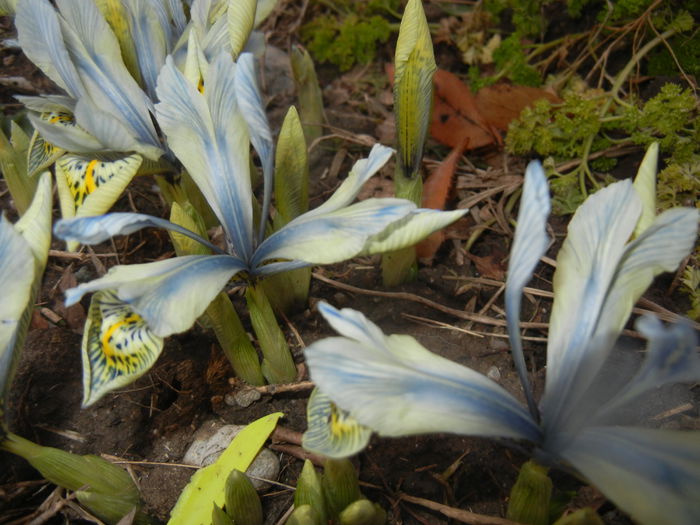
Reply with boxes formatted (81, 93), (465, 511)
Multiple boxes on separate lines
(312, 272), (546, 331)
(399, 493), (520, 525)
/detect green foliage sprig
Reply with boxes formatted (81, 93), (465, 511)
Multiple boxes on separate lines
(507, 82), (699, 214)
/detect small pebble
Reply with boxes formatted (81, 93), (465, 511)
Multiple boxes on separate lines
(233, 388), (262, 408)
(183, 421), (280, 491)
(487, 366), (501, 381)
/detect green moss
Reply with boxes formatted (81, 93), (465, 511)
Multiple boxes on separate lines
(301, 0), (399, 71)
(484, 0), (552, 37)
(648, 29), (700, 79)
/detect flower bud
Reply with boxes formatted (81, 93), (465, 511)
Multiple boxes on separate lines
(506, 460), (552, 525)
(224, 469), (262, 525)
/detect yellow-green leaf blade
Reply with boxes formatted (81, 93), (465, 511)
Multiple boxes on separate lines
(633, 142), (658, 238)
(168, 412), (283, 525)
(274, 105), (309, 225)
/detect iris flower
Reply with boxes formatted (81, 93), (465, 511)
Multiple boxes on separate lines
(54, 50), (466, 405)
(304, 147), (700, 525)
(14, 0), (264, 227)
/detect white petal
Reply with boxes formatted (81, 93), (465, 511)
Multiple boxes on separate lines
(123, 0), (171, 100)
(27, 111), (103, 154)
(15, 0), (85, 97)
(235, 53), (274, 241)
(594, 207), (699, 344)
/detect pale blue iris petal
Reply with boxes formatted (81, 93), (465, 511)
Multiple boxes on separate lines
(65, 255), (245, 337)
(15, 0), (85, 98)
(27, 112), (103, 154)
(201, 15), (229, 59)
(74, 98), (162, 159)
(156, 54), (254, 260)
(189, 0), (211, 31)
(123, 0), (171, 100)
(252, 260), (311, 278)
(235, 53), (274, 243)
(542, 180), (641, 429)
(555, 427), (700, 525)
(55, 0), (161, 151)
(204, 53), (256, 255)
(318, 302), (389, 350)
(16, 95), (76, 114)
(592, 316), (700, 421)
(302, 144), (394, 219)
(594, 207), (700, 343)
(54, 212), (225, 254)
(155, 56), (221, 222)
(504, 161), (550, 419)
(306, 304), (541, 442)
(546, 206), (699, 432)
(252, 199), (414, 266)
(361, 208), (468, 255)
(0, 217), (35, 397)
(166, 0), (187, 34)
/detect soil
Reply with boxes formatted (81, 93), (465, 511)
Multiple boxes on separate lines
(0, 5), (698, 525)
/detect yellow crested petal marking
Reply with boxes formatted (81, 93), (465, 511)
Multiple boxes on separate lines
(302, 388), (372, 458)
(82, 290), (163, 406)
(330, 408), (356, 438)
(47, 111), (75, 125)
(57, 154), (140, 207)
(100, 313), (140, 357)
(84, 159), (98, 194)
